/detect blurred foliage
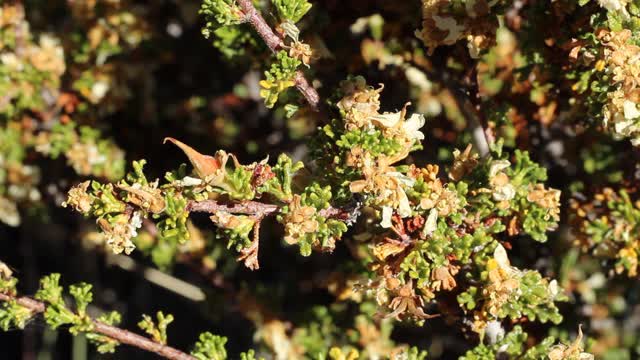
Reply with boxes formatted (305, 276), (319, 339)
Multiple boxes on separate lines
(1, 0), (640, 359)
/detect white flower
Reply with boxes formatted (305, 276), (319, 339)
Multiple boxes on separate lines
(421, 208), (438, 237)
(389, 172), (415, 217)
(0, 197), (20, 227)
(371, 111), (426, 142)
(29, 188), (41, 202)
(404, 66), (431, 91)
(176, 176), (204, 187)
(494, 244), (510, 268)
(404, 114), (426, 141)
(484, 320), (505, 345)
(105, 211), (142, 255)
(0, 261), (12, 279)
(389, 172), (416, 188)
(614, 119), (635, 135)
(493, 244), (521, 278)
(432, 16), (465, 45)
(467, 36), (481, 59)
(623, 100), (640, 120)
(597, 0), (630, 18)
(548, 326), (594, 360)
(8, 184), (27, 199)
(39, 34), (64, 59)
(370, 112), (400, 127)
(86, 144), (107, 166)
(0, 53), (23, 71)
(489, 160), (511, 177)
(129, 211), (143, 236)
(91, 81), (110, 102)
(111, 211), (143, 255)
(394, 187), (413, 218)
(493, 183), (516, 201)
(548, 279), (560, 299)
(380, 206), (393, 228)
(350, 17), (370, 35)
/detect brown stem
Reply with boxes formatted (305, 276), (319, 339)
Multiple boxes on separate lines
(10, 1), (27, 57)
(236, 0), (321, 111)
(187, 199), (356, 222)
(293, 72), (320, 108)
(412, 60), (490, 157)
(238, 0), (281, 51)
(187, 199), (279, 217)
(0, 293), (196, 360)
(186, 197), (359, 269)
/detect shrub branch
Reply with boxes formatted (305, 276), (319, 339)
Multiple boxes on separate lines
(0, 293), (196, 360)
(187, 199), (356, 220)
(236, 0), (321, 110)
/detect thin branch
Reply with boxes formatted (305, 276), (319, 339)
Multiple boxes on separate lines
(239, 0), (281, 51)
(187, 199), (279, 217)
(414, 62), (491, 157)
(447, 83), (491, 157)
(236, 0), (321, 111)
(438, 75), (491, 156)
(293, 72), (321, 108)
(0, 293), (196, 360)
(10, 1), (27, 57)
(187, 199), (359, 222)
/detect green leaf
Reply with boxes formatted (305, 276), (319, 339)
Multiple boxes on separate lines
(200, 0), (245, 28)
(259, 51), (301, 108)
(35, 273), (64, 304)
(138, 311), (174, 345)
(273, 0), (312, 23)
(0, 301), (33, 330)
(69, 282), (93, 316)
(191, 332), (228, 360)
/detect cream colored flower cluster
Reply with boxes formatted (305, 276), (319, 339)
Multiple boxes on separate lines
(338, 78), (426, 225)
(0, 154), (41, 227)
(0, 4), (66, 105)
(416, 0), (501, 58)
(599, 30), (640, 145)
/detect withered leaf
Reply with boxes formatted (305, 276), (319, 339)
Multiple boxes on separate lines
(164, 137), (221, 178)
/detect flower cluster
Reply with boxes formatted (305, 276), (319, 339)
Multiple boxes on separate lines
(4, 0), (640, 358)
(63, 137), (350, 267)
(460, 325), (593, 360)
(0, 4), (65, 118)
(417, 0), (508, 58)
(35, 121), (125, 180)
(598, 29), (640, 145)
(354, 144), (564, 335)
(570, 187), (640, 276)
